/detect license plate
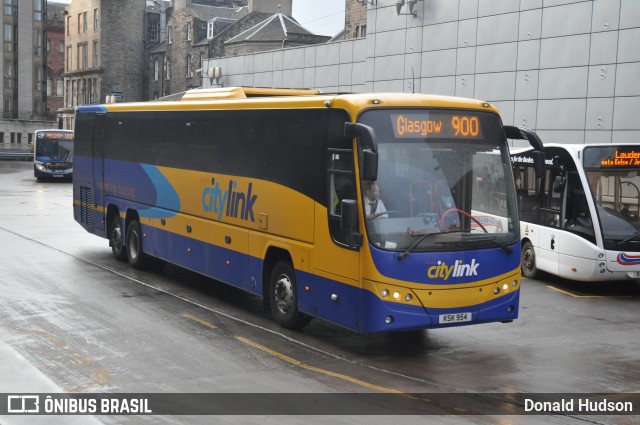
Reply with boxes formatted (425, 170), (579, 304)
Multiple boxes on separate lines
(52, 174), (63, 178)
(439, 312), (472, 324)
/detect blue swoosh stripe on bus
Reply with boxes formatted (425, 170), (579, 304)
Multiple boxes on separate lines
(139, 164), (180, 219)
(77, 105), (108, 113)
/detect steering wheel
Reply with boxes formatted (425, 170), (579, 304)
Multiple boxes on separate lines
(440, 208), (488, 233)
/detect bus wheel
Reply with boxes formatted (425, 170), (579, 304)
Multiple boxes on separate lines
(521, 240), (538, 279)
(269, 261), (311, 329)
(109, 216), (127, 261)
(126, 220), (146, 270)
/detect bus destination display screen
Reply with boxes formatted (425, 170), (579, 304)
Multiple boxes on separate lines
(391, 113), (483, 139)
(38, 132), (73, 140)
(584, 146), (640, 169)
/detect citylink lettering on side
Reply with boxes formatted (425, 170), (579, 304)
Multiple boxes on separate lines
(427, 259), (480, 280)
(201, 176), (258, 222)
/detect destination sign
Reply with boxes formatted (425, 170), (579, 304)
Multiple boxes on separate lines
(584, 146), (640, 169)
(391, 113), (483, 139)
(38, 131), (73, 140)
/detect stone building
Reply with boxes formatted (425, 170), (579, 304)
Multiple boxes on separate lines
(344, 0), (367, 39)
(46, 2), (67, 121)
(0, 0), (52, 146)
(61, 0), (146, 129)
(149, 0), (249, 99)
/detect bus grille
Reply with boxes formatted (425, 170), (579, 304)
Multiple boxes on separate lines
(80, 186), (93, 227)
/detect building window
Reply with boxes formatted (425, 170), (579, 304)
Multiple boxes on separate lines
(207, 20), (214, 39)
(83, 44), (88, 69)
(154, 59), (159, 81)
(355, 25), (366, 38)
(34, 66), (43, 90)
(59, 41), (64, 53)
(57, 77), (63, 96)
(187, 22), (192, 41)
(199, 52), (205, 69)
(186, 55), (192, 77)
(66, 16), (70, 36)
(4, 0), (10, 16)
(94, 9), (99, 30)
(33, 0), (42, 21)
(3, 23), (12, 52)
(34, 29), (43, 56)
(66, 46), (72, 71)
(92, 40), (98, 67)
(78, 43), (88, 70)
(3, 60), (12, 89)
(167, 26), (172, 44)
(149, 21), (159, 42)
(78, 14), (81, 34)
(46, 39), (50, 52)
(165, 58), (170, 80)
(83, 11), (88, 32)
(47, 74), (52, 95)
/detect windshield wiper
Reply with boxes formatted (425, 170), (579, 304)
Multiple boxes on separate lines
(616, 232), (640, 247)
(396, 230), (464, 261)
(472, 237), (514, 254)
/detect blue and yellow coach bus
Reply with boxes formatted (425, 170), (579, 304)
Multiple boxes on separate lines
(73, 87), (542, 333)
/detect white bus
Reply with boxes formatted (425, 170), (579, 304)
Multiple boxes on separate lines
(512, 143), (640, 282)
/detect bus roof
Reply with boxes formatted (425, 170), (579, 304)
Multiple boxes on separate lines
(76, 87), (500, 115)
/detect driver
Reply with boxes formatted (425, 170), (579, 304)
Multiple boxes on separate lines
(364, 182), (387, 220)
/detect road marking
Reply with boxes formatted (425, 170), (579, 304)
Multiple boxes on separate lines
(546, 285), (633, 298)
(235, 336), (402, 394)
(182, 313), (218, 330)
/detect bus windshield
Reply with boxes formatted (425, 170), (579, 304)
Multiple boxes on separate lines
(358, 108), (517, 252)
(35, 135), (73, 162)
(585, 170), (640, 248)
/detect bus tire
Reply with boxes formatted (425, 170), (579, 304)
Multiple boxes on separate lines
(109, 215), (127, 262)
(126, 220), (146, 270)
(269, 261), (311, 330)
(521, 240), (538, 279)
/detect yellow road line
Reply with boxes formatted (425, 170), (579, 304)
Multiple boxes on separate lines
(235, 336), (403, 394)
(546, 285), (632, 298)
(182, 313), (218, 330)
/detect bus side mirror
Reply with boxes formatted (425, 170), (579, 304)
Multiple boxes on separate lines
(362, 149), (378, 181)
(345, 122), (379, 181)
(341, 199), (358, 230)
(532, 150), (545, 180)
(341, 199), (362, 247)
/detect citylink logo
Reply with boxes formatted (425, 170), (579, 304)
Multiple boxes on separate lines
(427, 259), (480, 280)
(7, 395), (40, 413)
(201, 176), (258, 222)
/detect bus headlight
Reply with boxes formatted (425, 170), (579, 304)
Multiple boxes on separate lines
(36, 164), (46, 171)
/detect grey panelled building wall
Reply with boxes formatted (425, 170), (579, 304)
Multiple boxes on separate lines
(203, 0), (640, 145)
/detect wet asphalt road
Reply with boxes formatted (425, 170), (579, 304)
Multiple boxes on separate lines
(0, 161), (638, 425)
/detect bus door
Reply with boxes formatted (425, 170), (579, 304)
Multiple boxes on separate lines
(92, 114), (106, 237)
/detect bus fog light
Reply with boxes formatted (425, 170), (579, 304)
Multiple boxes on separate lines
(512, 280), (518, 287)
(385, 316), (394, 324)
(405, 294), (412, 302)
(493, 287), (500, 294)
(381, 289), (389, 297)
(393, 291), (400, 299)
(502, 283), (509, 292)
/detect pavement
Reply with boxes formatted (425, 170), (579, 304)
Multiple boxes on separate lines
(0, 338), (102, 424)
